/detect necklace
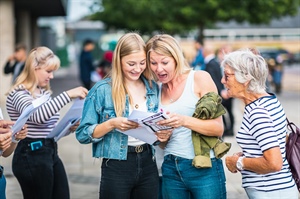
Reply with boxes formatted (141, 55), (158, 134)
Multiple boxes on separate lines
(164, 85), (175, 103)
(133, 95), (146, 109)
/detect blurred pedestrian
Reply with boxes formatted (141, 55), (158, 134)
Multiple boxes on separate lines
(203, 44), (234, 136)
(223, 49), (298, 199)
(272, 55), (284, 94)
(217, 45), (235, 136)
(95, 51), (113, 80)
(191, 40), (205, 70)
(146, 34), (226, 199)
(3, 43), (27, 83)
(0, 119), (27, 199)
(6, 46), (88, 199)
(76, 33), (171, 199)
(79, 39), (95, 90)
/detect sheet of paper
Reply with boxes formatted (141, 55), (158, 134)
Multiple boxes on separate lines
(47, 98), (85, 141)
(0, 108), (4, 120)
(120, 110), (171, 145)
(11, 94), (50, 135)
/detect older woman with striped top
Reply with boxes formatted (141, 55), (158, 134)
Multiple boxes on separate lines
(223, 49), (298, 199)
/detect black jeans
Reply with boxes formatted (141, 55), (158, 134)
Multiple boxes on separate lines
(12, 138), (69, 199)
(100, 144), (159, 199)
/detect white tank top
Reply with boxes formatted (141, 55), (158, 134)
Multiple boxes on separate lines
(159, 71), (215, 159)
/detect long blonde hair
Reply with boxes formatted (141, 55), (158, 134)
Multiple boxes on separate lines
(8, 46), (60, 97)
(111, 33), (153, 117)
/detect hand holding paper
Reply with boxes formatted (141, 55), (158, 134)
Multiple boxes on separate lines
(118, 110), (172, 145)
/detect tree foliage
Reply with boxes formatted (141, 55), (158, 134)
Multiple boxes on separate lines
(90, 0), (299, 43)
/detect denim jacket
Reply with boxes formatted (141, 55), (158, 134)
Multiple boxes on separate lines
(76, 76), (159, 160)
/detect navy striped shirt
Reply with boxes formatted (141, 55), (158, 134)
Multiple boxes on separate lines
(236, 94), (295, 191)
(6, 85), (71, 138)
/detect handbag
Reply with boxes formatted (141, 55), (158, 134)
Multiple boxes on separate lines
(286, 118), (300, 192)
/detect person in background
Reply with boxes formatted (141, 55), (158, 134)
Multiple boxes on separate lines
(146, 34), (226, 199)
(76, 33), (172, 199)
(96, 50), (113, 80)
(79, 39), (95, 90)
(202, 44), (234, 137)
(223, 49), (298, 199)
(217, 44), (235, 136)
(191, 40), (205, 70)
(3, 43), (27, 83)
(0, 119), (27, 199)
(6, 46), (88, 199)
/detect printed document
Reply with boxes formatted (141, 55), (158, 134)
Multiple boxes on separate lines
(11, 93), (51, 135)
(119, 110), (172, 144)
(47, 98), (85, 141)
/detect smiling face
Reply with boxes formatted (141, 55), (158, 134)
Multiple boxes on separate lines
(121, 50), (146, 82)
(221, 64), (246, 99)
(35, 65), (55, 88)
(149, 51), (176, 83)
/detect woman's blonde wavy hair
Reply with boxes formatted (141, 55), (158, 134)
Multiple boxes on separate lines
(146, 34), (191, 81)
(8, 46), (60, 97)
(110, 32), (153, 117)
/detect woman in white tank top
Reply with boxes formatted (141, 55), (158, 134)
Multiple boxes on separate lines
(146, 34), (227, 199)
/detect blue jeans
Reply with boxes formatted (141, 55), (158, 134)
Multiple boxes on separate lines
(162, 155), (226, 199)
(100, 144), (159, 199)
(245, 184), (299, 199)
(0, 166), (6, 199)
(12, 138), (69, 199)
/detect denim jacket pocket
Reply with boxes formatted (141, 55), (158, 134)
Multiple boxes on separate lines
(102, 108), (116, 123)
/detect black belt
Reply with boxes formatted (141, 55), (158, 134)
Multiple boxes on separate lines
(22, 138), (55, 146)
(20, 138), (56, 151)
(127, 144), (150, 153)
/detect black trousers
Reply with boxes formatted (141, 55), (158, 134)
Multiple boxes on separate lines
(222, 98), (235, 134)
(100, 144), (159, 199)
(12, 138), (69, 199)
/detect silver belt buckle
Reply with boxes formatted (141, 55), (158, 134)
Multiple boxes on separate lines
(135, 145), (143, 153)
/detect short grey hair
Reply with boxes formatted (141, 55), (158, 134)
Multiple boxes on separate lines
(221, 49), (268, 93)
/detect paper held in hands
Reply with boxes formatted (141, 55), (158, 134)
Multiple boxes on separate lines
(47, 98), (85, 142)
(11, 93), (51, 136)
(119, 110), (172, 145)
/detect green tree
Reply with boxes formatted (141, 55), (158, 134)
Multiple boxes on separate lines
(90, 0), (299, 43)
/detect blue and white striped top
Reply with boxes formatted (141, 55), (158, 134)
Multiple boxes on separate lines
(6, 85), (71, 138)
(236, 94), (295, 192)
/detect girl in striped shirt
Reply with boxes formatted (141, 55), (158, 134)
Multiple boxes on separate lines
(6, 46), (88, 199)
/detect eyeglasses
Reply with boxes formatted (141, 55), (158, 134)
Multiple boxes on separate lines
(224, 73), (235, 82)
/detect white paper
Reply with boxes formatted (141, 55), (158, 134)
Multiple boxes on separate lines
(47, 98), (85, 141)
(0, 108), (4, 120)
(119, 110), (172, 145)
(11, 94), (50, 135)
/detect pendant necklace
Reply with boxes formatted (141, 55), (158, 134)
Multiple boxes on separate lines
(133, 96), (146, 109)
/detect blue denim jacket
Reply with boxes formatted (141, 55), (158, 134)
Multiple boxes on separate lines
(76, 76), (159, 160)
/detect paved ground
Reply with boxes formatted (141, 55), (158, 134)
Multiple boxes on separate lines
(1, 63), (299, 199)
